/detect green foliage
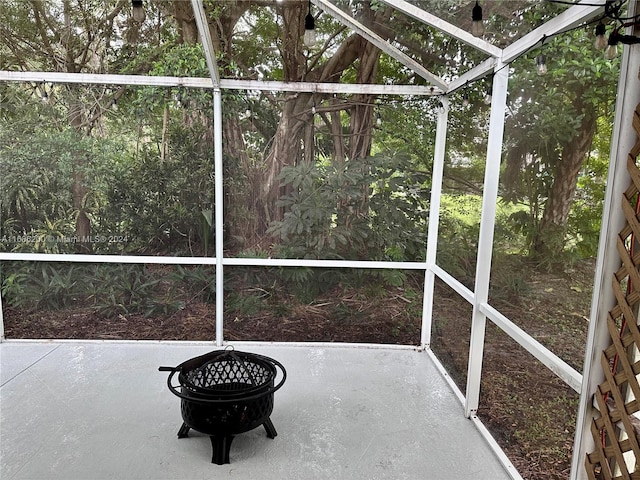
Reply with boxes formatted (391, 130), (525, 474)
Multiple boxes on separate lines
(103, 122), (215, 254)
(172, 265), (216, 303)
(269, 152), (428, 262)
(0, 127), (77, 234)
(498, 23), (617, 260)
(1, 262), (184, 316)
(436, 194), (532, 283)
(226, 291), (264, 316)
(0, 108), (136, 254)
(565, 117), (611, 257)
(90, 264), (185, 317)
(1, 263), (78, 310)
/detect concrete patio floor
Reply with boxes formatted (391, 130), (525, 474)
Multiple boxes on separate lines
(1, 341), (516, 480)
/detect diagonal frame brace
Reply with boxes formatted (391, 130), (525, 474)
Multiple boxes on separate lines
(312, 0), (447, 92)
(190, 0), (221, 88)
(375, 0), (502, 58)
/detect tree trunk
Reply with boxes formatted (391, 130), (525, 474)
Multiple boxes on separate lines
(532, 103), (597, 259)
(172, 1), (199, 44)
(223, 115), (263, 245)
(161, 104), (169, 162)
(262, 98), (309, 227)
(328, 107), (345, 166)
(349, 39), (380, 162)
(68, 101), (92, 253)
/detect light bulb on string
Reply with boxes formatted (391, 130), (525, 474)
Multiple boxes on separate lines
(594, 22), (607, 50)
(376, 112), (382, 126)
(132, 0), (145, 23)
(304, 0), (317, 47)
(175, 89), (184, 108)
(471, 1), (484, 38)
(40, 82), (50, 103)
(605, 31), (619, 59)
(484, 82), (492, 105)
(311, 101), (316, 115)
(462, 91), (470, 107)
(535, 35), (548, 76)
(536, 54), (547, 76)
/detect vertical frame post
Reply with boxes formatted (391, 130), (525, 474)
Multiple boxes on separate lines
(422, 96), (450, 348)
(213, 88), (224, 346)
(191, 0), (224, 346)
(465, 64), (509, 417)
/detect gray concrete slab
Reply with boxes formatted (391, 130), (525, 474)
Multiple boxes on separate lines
(0, 341), (513, 480)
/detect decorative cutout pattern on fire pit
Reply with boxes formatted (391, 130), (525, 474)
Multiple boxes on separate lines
(182, 351), (273, 394)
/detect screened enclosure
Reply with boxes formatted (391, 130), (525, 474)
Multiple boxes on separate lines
(1, 1), (640, 478)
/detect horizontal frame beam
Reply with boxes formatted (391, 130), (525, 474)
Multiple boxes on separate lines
(0, 252), (429, 270)
(447, 57), (497, 94)
(429, 264), (582, 394)
(0, 70), (441, 96)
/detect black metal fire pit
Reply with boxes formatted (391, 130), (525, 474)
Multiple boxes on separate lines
(159, 348), (286, 464)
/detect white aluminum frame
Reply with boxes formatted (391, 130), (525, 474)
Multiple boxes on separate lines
(0, 71), (441, 96)
(0, 1), (631, 478)
(465, 62), (509, 418)
(422, 96), (449, 347)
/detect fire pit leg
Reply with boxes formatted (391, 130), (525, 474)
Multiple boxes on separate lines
(177, 423), (190, 438)
(210, 435), (234, 465)
(263, 418), (277, 439)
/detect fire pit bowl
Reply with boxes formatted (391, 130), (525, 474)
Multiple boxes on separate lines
(159, 348), (286, 464)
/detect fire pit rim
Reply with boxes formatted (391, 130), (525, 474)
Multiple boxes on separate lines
(159, 350), (287, 404)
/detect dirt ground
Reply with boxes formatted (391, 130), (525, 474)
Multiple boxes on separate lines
(2, 259), (594, 480)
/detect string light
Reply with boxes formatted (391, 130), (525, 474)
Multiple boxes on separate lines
(462, 91), (470, 107)
(311, 100), (316, 115)
(40, 82), (50, 103)
(594, 22), (607, 50)
(590, 0), (640, 58)
(605, 30), (620, 59)
(376, 112), (382, 126)
(471, 1), (485, 37)
(536, 54), (548, 75)
(304, 0), (317, 47)
(483, 80), (492, 105)
(445, 0), (639, 107)
(132, 0), (145, 23)
(533, 35), (548, 76)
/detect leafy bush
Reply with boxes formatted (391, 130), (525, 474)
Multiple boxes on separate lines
(102, 122), (215, 254)
(0, 262), (184, 316)
(268, 152), (429, 263)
